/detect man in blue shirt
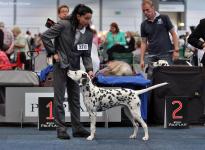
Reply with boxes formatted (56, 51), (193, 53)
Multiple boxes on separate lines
(140, 0), (179, 70)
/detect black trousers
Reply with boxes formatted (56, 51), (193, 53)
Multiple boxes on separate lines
(53, 62), (82, 132)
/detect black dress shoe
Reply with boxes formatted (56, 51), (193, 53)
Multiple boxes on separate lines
(73, 129), (90, 137)
(57, 130), (70, 139)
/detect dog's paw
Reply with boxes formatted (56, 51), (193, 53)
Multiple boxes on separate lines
(86, 135), (94, 141)
(129, 134), (136, 139)
(142, 136), (149, 141)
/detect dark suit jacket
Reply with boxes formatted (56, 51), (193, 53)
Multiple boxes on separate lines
(188, 19), (205, 49)
(41, 19), (93, 71)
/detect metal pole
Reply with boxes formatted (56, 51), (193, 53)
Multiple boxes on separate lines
(99, 0), (102, 31)
(13, 0), (17, 25)
(184, 0), (187, 30)
(56, 0), (60, 21)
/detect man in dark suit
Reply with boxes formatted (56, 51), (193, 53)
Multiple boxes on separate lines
(188, 19), (205, 65)
(188, 19), (205, 49)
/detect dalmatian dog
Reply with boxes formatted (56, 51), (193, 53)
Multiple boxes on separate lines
(67, 70), (168, 141)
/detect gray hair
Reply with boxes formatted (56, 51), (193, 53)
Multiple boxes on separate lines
(142, 0), (154, 7)
(0, 22), (5, 28)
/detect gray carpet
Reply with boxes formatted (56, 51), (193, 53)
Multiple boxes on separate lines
(0, 126), (205, 150)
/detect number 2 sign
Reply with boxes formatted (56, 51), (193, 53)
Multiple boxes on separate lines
(164, 96), (189, 129)
(172, 100), (183, 120)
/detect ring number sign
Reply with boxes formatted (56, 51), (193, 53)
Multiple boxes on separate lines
(164, 96), (189, 129)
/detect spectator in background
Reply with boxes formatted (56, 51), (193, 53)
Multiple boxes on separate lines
(0, 28), (12, 70)
(45, 5), (69, 28)
(106, 22), (126, 61)
(106, 22), (126, 50)
(0, 22), (14, 58)
(188, 19), (205, 63)
(34, 33), (45, 51)
(12, 26), (29, 69)
(45, 5), (70, 65)
(125, 31), (136, 52)
(58, 4), (69, 20)
(140, 0), (179, 71)
(25, 30), (35, 51)
(133, 39), (142, 64)
(0, 29), (3, 50)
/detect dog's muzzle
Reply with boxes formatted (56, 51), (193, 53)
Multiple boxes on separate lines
(77, 78), (88, 87)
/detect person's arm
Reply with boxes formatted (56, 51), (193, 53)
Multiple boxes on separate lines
(170, 29), (179, 51)
(118, 32), (126, 46)
(170, 28), (179, 60)
(188, 19), (205, 49)
(140, 37), (147, 70)
(105, 32), (113, 49)
(41, 20), (65, 57)
(5, 41), (14, 54)
(14, 42), (25, 48)
(140, 22), (147, 70)
(163, 15), (179, 59)
(5, 31), (14, 54)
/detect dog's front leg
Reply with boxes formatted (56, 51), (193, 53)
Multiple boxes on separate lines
(87, 112), (96, 140)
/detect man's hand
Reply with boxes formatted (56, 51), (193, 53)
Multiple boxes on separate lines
(140, 60), (145, 71)
(172, 49), (179, 60)
(53, 54), (60, 62)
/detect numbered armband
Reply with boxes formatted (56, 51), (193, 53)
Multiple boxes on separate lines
(77, 44), (89, 51)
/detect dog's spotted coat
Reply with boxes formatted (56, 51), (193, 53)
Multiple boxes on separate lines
(67, 70), (168, 141)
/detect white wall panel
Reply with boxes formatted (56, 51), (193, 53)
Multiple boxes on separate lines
(0, 0), (143, 34)
(160, 12), (178, 29)
(102, 0), (142, 32)
(186, 0), (205, 31)
(16, 0), (57, 33)
(0, 0), (14, 28)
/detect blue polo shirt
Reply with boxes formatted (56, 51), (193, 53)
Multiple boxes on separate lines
(141, 14), (174, 55)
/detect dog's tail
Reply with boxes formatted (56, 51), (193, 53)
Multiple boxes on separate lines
(136, 82), (168, 95)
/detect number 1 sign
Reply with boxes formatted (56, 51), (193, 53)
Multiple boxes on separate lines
(164, 96), (189, 129)
(38, 97), (57, 130)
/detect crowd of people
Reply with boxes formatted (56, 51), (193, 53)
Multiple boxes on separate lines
(0, 21), (45, 70)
